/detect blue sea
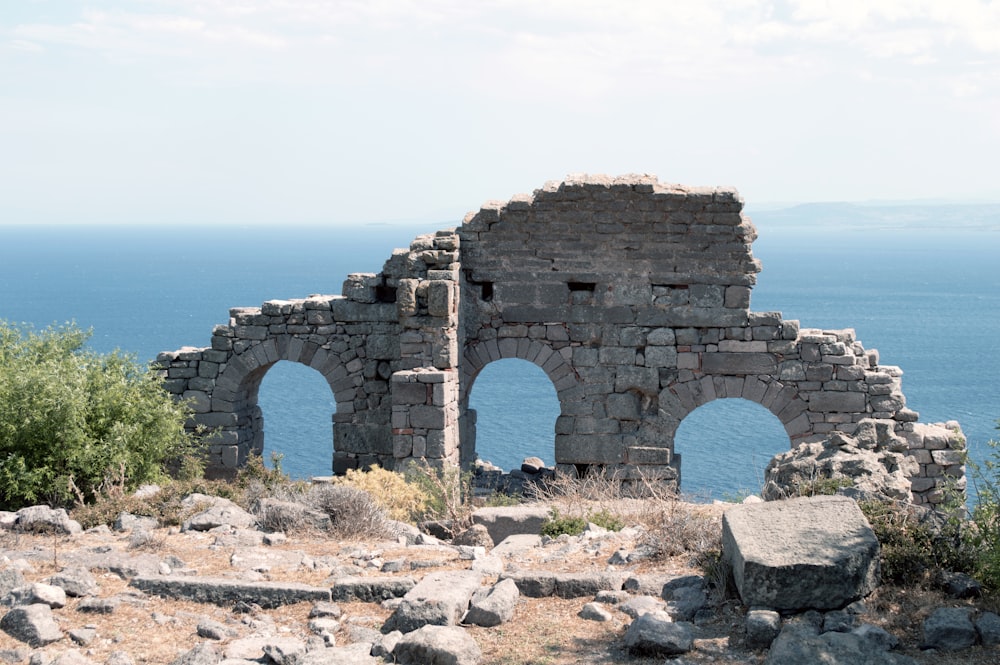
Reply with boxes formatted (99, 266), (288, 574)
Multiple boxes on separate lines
(2, 208), (999, 501)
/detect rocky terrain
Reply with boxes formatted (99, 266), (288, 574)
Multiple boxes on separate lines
(0, 493), (998, 665)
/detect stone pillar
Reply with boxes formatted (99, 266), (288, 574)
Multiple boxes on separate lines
(391, 368), (460, 470)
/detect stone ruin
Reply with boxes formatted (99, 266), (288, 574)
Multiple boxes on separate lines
(156, 174), (965, 507)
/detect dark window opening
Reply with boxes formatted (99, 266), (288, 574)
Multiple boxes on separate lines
(481, 282), (494, 301)
(568, 281), (597, 292)
(375, 284), (397, 303)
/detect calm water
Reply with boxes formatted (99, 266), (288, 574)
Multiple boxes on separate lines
(1, 216), (998, 500)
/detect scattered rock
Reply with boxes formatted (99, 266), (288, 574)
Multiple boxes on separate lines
(938, 571), (983, 599)
(68, 626), (98, 646)
(622, 611), (694, 657)
(922, 607), (978, 651)
(180, 494), (256, 532)
(14, 506), (82, 535)
(464, 578), (519, 627)
(196, 618), (234, 640)
(114, 512), (159, 533)
(0, 570), (25, 603)
(384, 571), (483, 634)
(761, 419), (918, 503)
(49, 650), (98, 665)
(452, 524), (494, 550)
(976, 611), (1000, 647)
(521, 457), (546, 474)
(24, 582), (67, 609)
(48, 567), (98, 598)
(618, 595), (665, 619)
(169, 642), (222, 665)
(262, 638), (307, 665)
(300, 642), (380, 664)
(823, 609), (856, 633)
(578, 602), (613, 622)
(309, 601), (342, 619)
(745, 609), (782, 649)
(765, 622), (917, 665)
(372, 630), (403, 659)
(392, 625), (482, 665)
(0, 603), (64, 647)
(77, 597), (119, 614)
(852, 623), (901, 651)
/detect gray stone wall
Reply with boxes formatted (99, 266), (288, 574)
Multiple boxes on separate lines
(156, 174), (963, 507)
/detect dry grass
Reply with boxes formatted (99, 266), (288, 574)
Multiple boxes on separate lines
(3, 474), (999, 664)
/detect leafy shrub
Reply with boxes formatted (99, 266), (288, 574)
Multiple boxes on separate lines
(480, 491), (523, 508)
(540, 507), (626, 537)
(541, 508), (587, 537)
(334, 466), (432, 522)
(0, 321), (195, 509)
(859, 497), (977, 586)
(402, 461), (475, 529)
(586, 508), (625, 532)
(969, 424), (1000, 591)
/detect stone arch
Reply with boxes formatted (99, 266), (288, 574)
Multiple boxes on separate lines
(673, 396), (795, 498)
(460, 337), (579, 401)
(208, 337), (359, 472)
(157, 174), (964, 508)
(458, 337), (580, 469)
(662, 374), (811, 444)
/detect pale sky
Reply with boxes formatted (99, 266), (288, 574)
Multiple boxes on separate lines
(3, 1), (1000, 225)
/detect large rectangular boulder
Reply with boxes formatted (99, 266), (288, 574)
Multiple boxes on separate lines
(722, 495), (879, 611)
(383, 570), (483, 634)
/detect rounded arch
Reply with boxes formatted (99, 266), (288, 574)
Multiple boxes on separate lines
(460, 337), (580, 402)
(467, 358), (561, 472)
(674, 397), (792, 499)
(459, 337), (580, 471)
(662, 374), (812, 442)
(209, 338), (359, 471)
(257, 360), (337, 478)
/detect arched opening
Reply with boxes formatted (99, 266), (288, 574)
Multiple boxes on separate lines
(468, 358), (560, 473)
(674, 398), (790, 501)
(256, 360), (336, 479)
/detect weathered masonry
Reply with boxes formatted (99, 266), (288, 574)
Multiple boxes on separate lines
(157, 174), (964, 506)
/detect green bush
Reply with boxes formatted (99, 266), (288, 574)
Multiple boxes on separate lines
(860, 497), (977, 585)
(969, 423), (1000, 591)
(0, 321), (195, 509)
(541, 508), (587, 537)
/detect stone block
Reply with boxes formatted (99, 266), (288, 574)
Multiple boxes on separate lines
(701, 352), (777, 375)
(606, 393), (640, 420)
(555, 434), (625, 464)
(383, 570), (483, 634)
(614, 366), (660, 395)
(809, 391), (867, 413)
(722, 495), (879, 611)
(472, 505), (550, 544)
(644, 345), (677, 368)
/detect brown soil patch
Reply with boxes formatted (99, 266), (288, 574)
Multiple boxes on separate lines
(0, 502), (998, 664)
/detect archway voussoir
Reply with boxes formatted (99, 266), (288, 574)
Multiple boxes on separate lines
(699, 375), (717, 403)
(497, 337), (518, 358)
(724, 376), (745, 400)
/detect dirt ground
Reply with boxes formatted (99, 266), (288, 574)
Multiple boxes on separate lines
(0, 502), (998, 664)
